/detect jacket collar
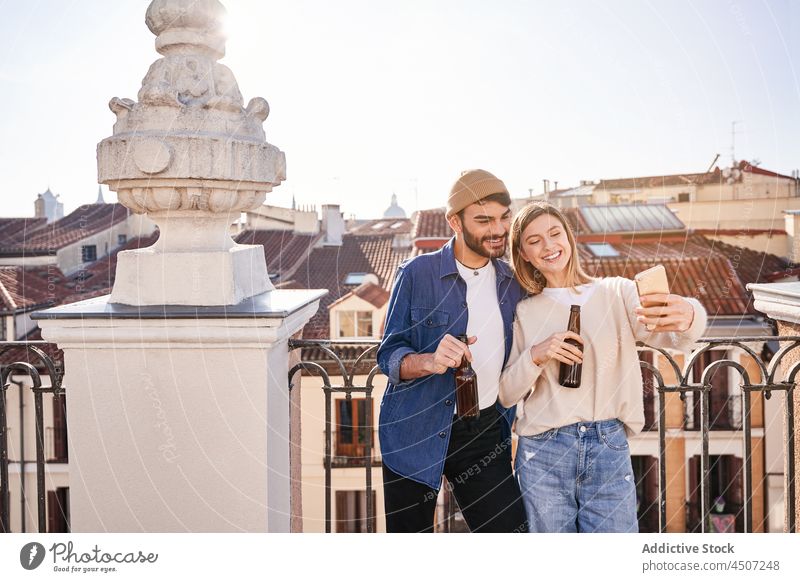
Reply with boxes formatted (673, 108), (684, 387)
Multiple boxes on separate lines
(439, 236), (513, 280)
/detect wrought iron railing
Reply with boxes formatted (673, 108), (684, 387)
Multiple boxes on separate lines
(2, 336), (797, 533)
(640, 336), (796, 533)
(0, 341), (64, 533)
(291, 336), (797, 533)
(288, 339), (381, 533)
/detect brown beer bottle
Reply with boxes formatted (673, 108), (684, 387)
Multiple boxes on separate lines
(454, 334), (480, 420)
(559, 305), (583, 388)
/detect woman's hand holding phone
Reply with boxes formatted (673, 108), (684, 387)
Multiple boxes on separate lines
(635, 293), (695, 332)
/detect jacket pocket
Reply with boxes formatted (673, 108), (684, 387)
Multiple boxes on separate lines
(410, 308), (450, 351)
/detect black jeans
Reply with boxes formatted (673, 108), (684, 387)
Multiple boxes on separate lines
(382, 405), (528, 533)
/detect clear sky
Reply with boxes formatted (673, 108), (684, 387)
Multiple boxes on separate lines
(0, 0), (798, 220)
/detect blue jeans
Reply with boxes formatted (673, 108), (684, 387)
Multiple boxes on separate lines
(515, 419), (638, 533)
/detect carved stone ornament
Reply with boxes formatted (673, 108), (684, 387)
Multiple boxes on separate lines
(98, 0), (285, 306)
(97, 0), (285, 217)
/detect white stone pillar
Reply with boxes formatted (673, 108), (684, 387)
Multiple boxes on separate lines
(34, 0), (325, 532)
(748, 282), (800, 532)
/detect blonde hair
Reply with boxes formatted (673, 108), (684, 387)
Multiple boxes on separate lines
(510, 202), (594, 295)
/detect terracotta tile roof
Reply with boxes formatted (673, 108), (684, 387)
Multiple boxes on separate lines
(595, 162), (794, 191)
(596, 172), (719, 191)
(0, 217), (48, 248)
(287, 234), (411, 338)
(234, 229), (322, 283)
(65, 232), (161, 300)
(329, 281), (390, 310)
(573, 232), (784, 315)
(0, 327), (64, 373)
(560, 208), (591, 236)
(582, 255), (749, 316)
(411, 208), (449, 239)
(0, 266), (73, 313)
(690, 237), (792, 310)
(347, 218), (412, 236)
(736, 160), (795, 181)
(0, 204), (129, 255)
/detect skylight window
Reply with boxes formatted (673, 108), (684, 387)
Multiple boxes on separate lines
(390, 221), (404, 229)
(371, 222), (387, 230)
(586, 243), (620, 257)
(344, 272), (368, 285)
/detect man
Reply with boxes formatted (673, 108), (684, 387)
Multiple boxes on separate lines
(377, 169), (528, 533)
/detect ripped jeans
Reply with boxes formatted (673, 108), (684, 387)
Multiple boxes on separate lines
(515, 419), (638, 533)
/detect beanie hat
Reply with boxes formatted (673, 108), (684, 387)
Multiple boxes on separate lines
(446, 169), (510, 218)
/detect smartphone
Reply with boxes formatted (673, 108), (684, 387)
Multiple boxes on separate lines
(634, 265), (669, 331)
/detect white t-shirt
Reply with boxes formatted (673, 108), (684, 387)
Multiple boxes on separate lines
(540, 282), (597, 307)
(455, 259), (505, 409)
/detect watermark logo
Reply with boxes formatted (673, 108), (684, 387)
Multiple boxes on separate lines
(20, 542), (46, 570)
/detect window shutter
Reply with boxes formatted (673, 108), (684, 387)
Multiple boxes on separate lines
(47, 491), (57, 533)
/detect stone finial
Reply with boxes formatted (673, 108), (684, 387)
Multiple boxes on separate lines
(98, 0), (284, 217)
(98, 0), (285, 306)
(145, 0), (227, 59)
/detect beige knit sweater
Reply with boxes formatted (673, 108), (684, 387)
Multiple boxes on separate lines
(498, 277), (708, 436)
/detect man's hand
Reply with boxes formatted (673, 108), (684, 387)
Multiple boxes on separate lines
(430, 334), (477, 374)
(398, 334), (477, 380)
(636, 293), (695, 332)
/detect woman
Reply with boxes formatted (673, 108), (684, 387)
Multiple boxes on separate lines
(499, 202), (707, 533)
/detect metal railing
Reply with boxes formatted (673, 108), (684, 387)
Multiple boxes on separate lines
(288, 339), (381, 533)
(0, 341), (64, 533)
(684, 395), (744, 431)
(291, 336), (797, 533)
(2, 336), (797, 533)
(641, 336), (796, 533)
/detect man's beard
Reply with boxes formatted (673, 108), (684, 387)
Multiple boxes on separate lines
(462, 225), (508, 259)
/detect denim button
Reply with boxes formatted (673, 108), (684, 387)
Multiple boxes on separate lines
(579, 426), (587, 433)
(445, 400), (453, 406)
(438, 431), (446, 438)
(426, 319), (432, 325)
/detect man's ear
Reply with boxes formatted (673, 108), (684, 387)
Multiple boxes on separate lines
(447, 213), (462, 234)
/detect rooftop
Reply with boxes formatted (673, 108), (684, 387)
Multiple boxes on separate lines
(286, 234), (411, 338)
(0, 204), (129, 256)
(234, 229), (322, 284)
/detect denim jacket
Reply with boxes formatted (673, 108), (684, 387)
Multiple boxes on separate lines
(377, 237), (526, 489)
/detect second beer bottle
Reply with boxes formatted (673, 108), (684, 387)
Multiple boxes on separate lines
(455, 334), (480, 420)
(558, 305), (583, 388)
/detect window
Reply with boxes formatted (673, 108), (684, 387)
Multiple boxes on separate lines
(690, 350), (734, 430)
(81, 245), (97, 263)
(586, 243), (620, 257)
(49, 395), (68, 463)
(687, 455), (743, 532)
(118, 234), (127, 246)
(344, 272), (367, 285)
(47, 487), (70, 533)
(631, 456), (659, 533)
(678, 193), (691, 203)
(335, 490), (377, 533)
(338, 311), (373, 338)
(639, 351), (657, 430)
(334, 398), (373, 466)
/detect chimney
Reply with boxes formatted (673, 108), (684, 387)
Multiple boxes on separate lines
(322, 204), (345, 246)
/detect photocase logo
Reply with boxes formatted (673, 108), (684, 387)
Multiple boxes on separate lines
(19, 542), (46, 570)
